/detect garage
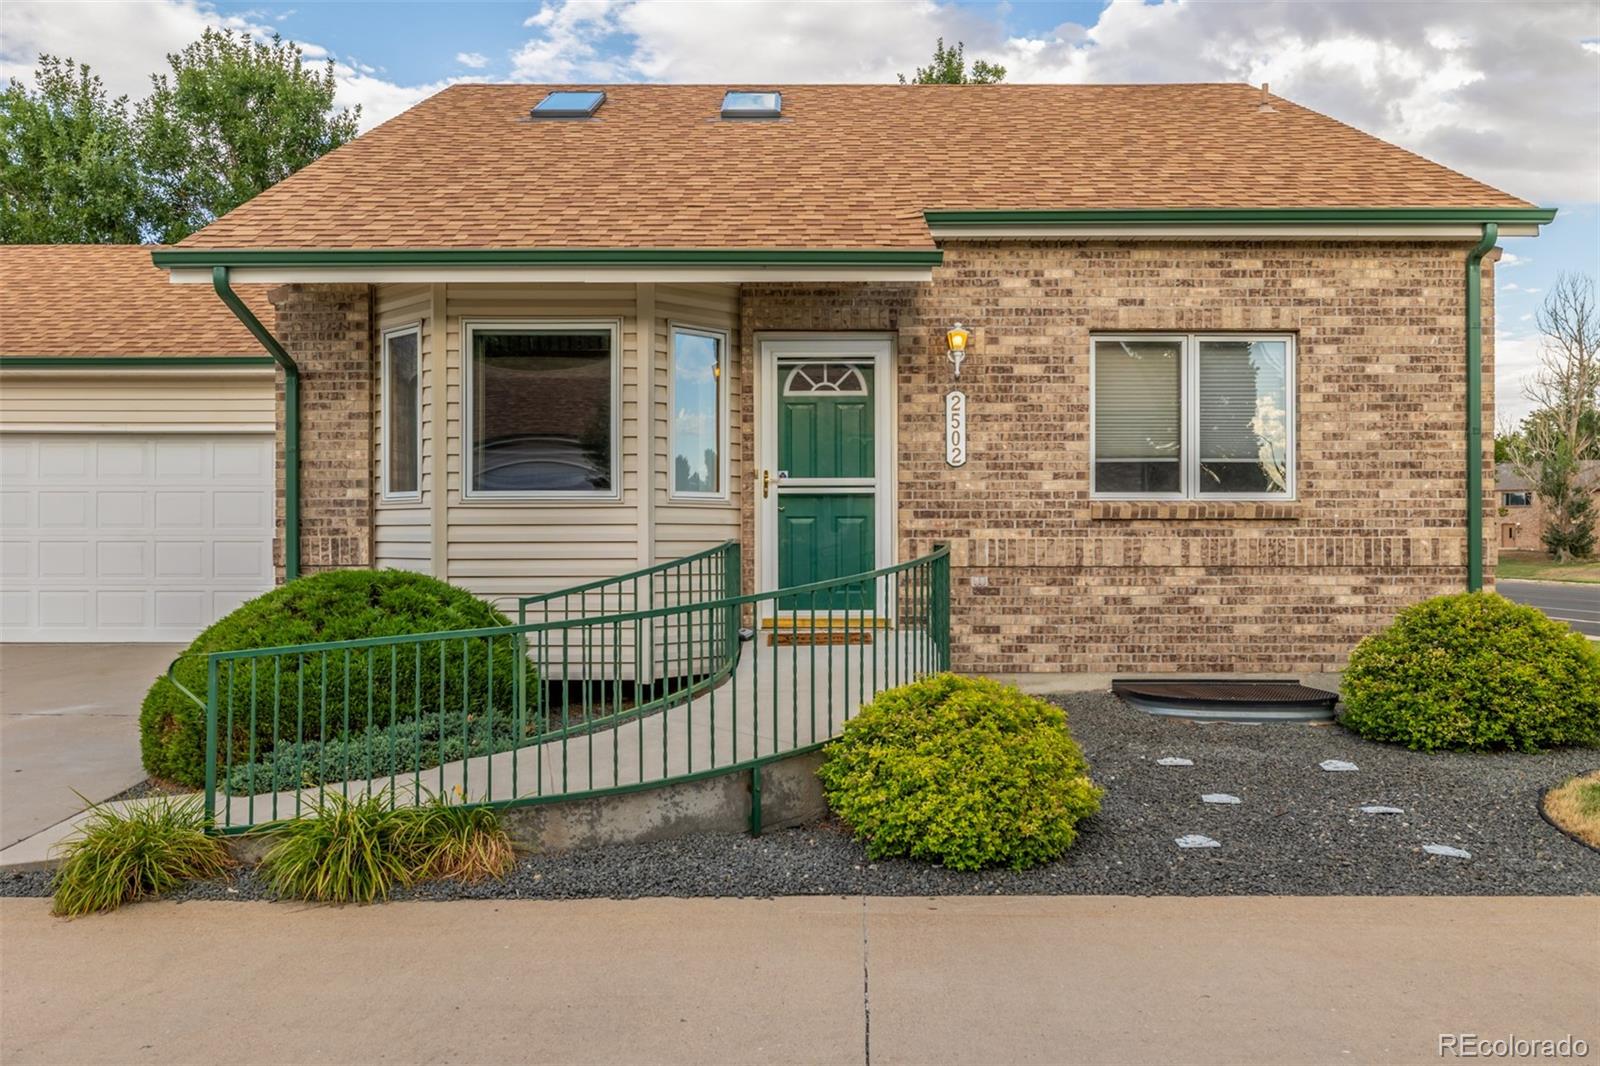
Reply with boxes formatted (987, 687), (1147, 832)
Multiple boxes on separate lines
(0, 433), (274, 641)
(1, 244), (280, 643)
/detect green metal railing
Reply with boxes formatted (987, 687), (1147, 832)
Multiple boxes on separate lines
(169, 545), (950, 833)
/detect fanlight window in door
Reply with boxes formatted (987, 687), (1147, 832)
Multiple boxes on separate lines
(783, 363), (868, 396)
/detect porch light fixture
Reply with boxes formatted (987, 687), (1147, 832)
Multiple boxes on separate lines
(946, 322), (970, 378)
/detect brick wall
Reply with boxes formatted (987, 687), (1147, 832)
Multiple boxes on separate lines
(740, 240), (1498, 675)
(268, 284), (374, 576)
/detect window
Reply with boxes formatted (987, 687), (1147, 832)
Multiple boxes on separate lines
(721, 91), (781, 118)
(670, 325), (727, 498)
(783, 363), (868, 395)
(1092, 334), (1294, 499)
(532, 90), (604, 118)
(465, 321), (618, 497)
(381, 325), (421, 499)
(1503, 491), (1533, 507)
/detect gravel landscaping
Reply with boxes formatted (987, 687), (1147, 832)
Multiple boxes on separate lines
(5, 692), (1596, 902)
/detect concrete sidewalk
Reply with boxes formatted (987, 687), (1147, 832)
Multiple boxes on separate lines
(2, 895), (1594, 1065)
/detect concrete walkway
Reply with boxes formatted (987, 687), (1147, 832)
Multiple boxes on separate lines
(0, 644), (179, 849)
(2, 895), (1594, 1065)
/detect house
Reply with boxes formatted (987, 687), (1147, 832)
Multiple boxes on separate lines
(131, 84), (1551, 676)
(1497, 461), (1600, 552)
(0, 246), (278, 641)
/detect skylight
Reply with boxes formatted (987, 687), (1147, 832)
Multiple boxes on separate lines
(532, 91), (605, 118)
(720, 91), (781, 119)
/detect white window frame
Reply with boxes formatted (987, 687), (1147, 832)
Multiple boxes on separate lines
(667, 322), (731, 502)
(1090, 332), (1296, 501)
(461, 318), (623, 502)
(379, 322), (423, 502)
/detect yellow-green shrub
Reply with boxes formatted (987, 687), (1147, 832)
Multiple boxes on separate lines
(818, 674), (1102, 870)
(1341, 592), (1600, 752)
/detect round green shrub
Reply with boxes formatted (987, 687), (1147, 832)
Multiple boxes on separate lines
(1341, 591), (1600, 752)
(818, 673), (1102, 871)
(140, 570), (518, 788)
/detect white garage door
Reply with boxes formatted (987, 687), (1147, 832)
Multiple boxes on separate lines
(0, 435), (274, 642)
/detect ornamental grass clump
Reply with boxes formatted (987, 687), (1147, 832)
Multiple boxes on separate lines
(819, 673), (1102, 871)
(391, 795), (516, 882)
(51, 795), (233, 917)
(257, 790), (515, 903)
(1341, 592), (1600, 753)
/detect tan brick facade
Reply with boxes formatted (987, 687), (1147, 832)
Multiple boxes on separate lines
(275, 240), (1498, 677)
(268, 283), (374, 576)
(740, 240), (1498, 675)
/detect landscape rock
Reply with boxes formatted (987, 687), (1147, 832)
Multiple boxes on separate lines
(1175, 834), (1221, 849)
(1319, 759), (1359, 772)
(1201, 794), (1242, 805)
(1156, 757), (1195, 767)
(1422, 844), (1471, 859)
(1360, 805), (1404, 815)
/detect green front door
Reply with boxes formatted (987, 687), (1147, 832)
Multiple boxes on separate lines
(777, 361), (876, 610)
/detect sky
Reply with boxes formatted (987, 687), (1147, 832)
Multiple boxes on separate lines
(4, 0), (1597, 423)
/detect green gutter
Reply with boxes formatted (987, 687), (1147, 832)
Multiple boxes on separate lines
(1465, 223), (1498, 592)
(152, 248), (944, 268)
(925, 208), (1558, 226)
(0, 356), (274, 368)
(210, 266), (300, 582)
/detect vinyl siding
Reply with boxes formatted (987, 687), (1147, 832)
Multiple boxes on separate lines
(372, 284), (434, 574)
(369, 282), (744, 617)
(0, 369), (274, 433)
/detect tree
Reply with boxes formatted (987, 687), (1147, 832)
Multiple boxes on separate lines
(136, 30), (359, 243)
(1503, 273), (1600, 560)
(0, 56), (144, 243)
(899, 38), (1006, 85)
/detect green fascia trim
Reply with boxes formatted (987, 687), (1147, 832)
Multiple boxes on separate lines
(0, 356), (275, 368)
(152, 248), (945, 268)
(924, 207), (1559, 226)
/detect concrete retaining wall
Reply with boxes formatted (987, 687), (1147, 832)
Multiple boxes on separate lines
(501, 749), (827, 853)
(214, 748), (829, 868)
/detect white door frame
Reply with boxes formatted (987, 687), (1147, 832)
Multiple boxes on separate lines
(753, 333), (898, 623)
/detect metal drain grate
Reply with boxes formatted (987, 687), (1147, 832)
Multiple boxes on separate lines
(1112, 679), (1337, 722)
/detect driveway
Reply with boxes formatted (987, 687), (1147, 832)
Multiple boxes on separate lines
(1, 895), (1594, 1065)
(1498, 579), (1600, 637)
(0, 644), (179, 849)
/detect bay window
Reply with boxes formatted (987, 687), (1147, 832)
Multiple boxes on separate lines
(464, 320), (619, 497)
(1092, 334), (1295, 499)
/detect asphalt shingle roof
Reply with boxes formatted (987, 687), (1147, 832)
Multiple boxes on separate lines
(1, 245), (274, 357)
(176, 83), (1533, 252)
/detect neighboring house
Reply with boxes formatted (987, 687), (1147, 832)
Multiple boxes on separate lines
(0, 246), (278, 641)
(135, 83), (1551, 676)
(1497, 461), (1600, 552)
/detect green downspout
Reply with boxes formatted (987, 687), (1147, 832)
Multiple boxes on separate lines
(1465, 223), (1498, 592)
(212, 266), (301, 582)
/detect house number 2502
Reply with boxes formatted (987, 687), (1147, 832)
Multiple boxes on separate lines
(945, 390), (967, 467)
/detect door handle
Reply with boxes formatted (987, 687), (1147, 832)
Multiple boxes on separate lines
(763, 469), (771, 498)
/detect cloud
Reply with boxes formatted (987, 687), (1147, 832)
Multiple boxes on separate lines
(505, 0), (1598, 204)
(1499, 251), (1529, 268)
(0, 0), (454, 130)
(1494, 332), (1547, 426)
(456, 52), (489, 69)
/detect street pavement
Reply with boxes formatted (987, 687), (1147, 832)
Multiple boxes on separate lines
(2, 895), (1595, 1065)
(1498, 579), (1600, 637)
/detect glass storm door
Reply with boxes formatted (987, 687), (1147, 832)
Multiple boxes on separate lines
(776, 361), (876, 611)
